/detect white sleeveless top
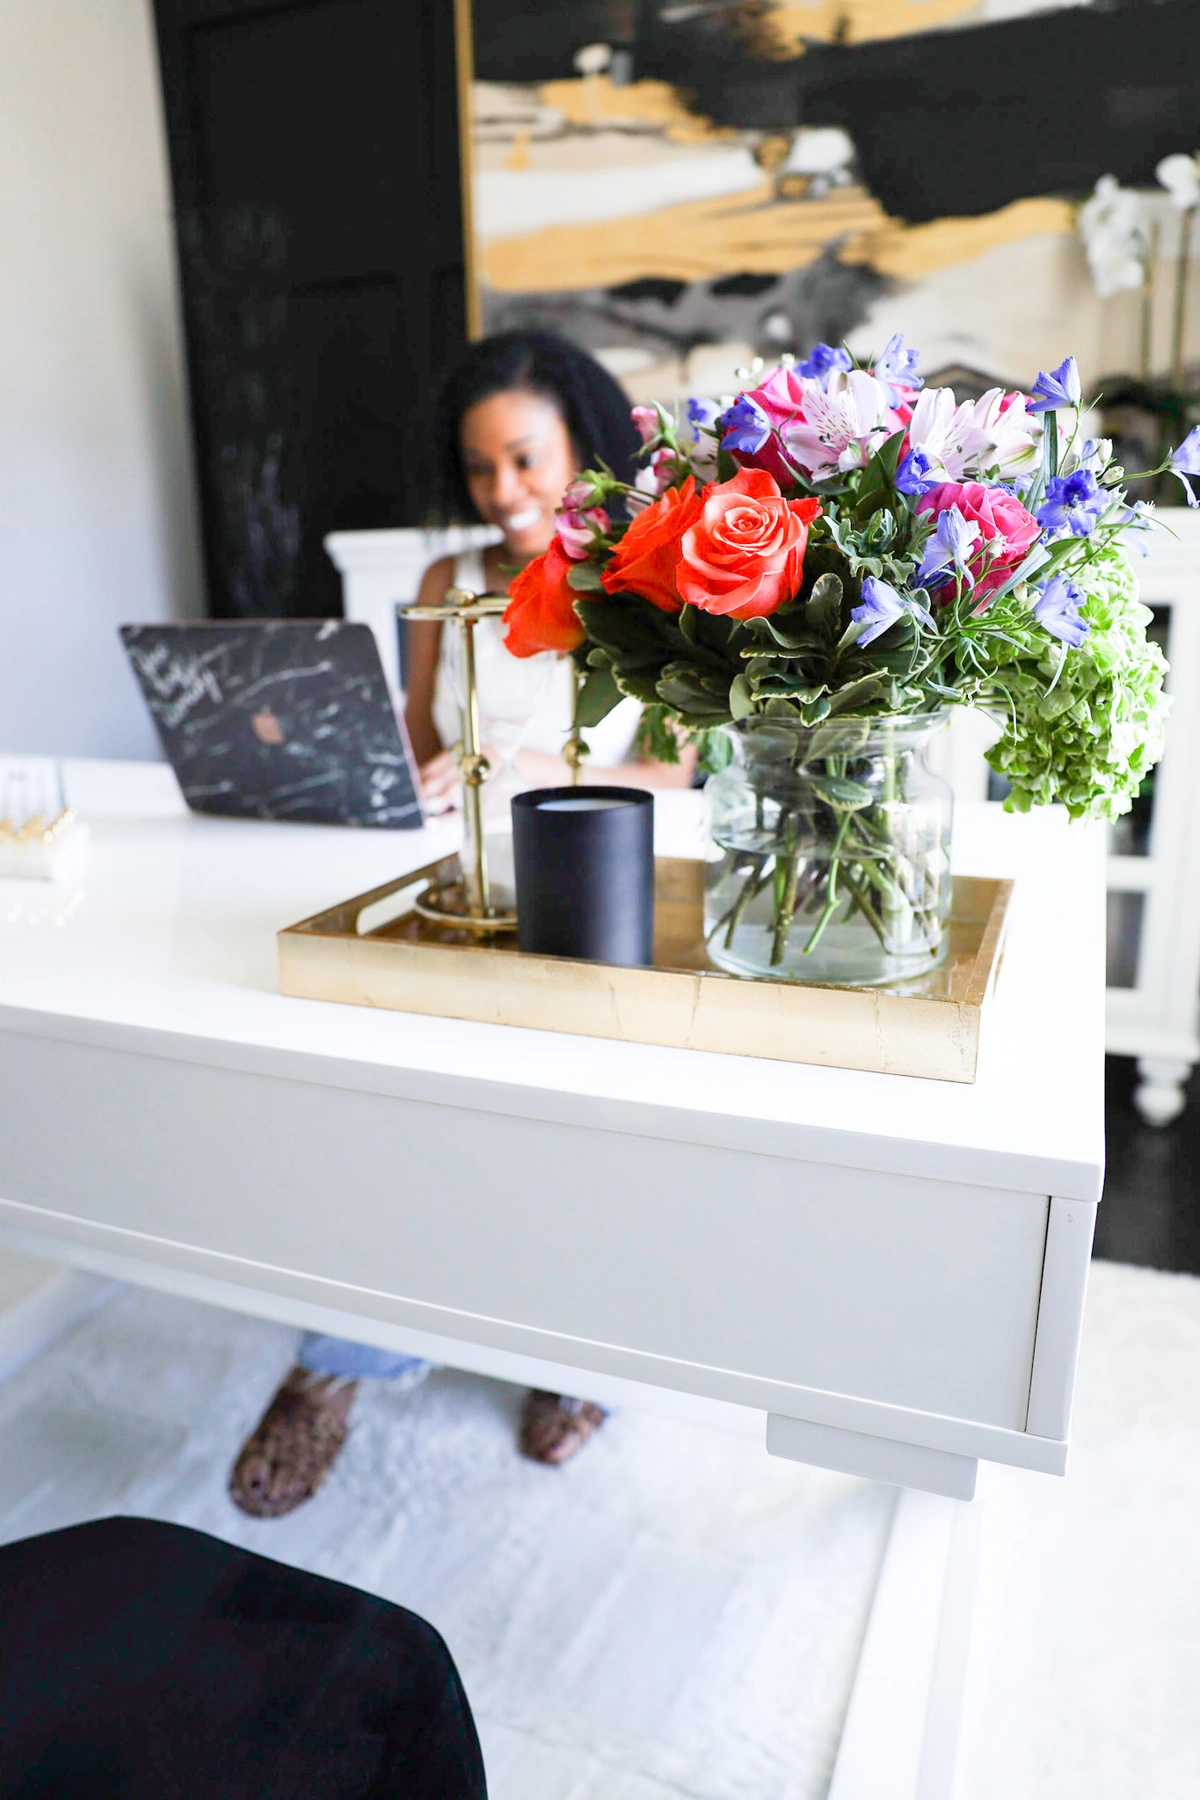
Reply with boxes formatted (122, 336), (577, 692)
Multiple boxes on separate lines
(430, 547), (641, 768)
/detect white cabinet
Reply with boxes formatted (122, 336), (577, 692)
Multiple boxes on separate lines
(1104, 510), (1200, 1123)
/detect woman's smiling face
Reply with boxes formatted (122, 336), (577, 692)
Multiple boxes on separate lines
(460, 389), (579, 561)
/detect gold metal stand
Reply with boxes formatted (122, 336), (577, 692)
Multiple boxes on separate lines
(406, 588), (519, 933)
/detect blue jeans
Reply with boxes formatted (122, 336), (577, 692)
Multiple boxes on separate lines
(297, 1337), (605, 1423)
(298, 1334), (436, 1383)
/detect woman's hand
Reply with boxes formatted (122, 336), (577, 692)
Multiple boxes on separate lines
(418, 749), (462, 811)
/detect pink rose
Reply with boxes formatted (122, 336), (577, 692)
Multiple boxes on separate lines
(631, 405), (662, 446)
(634, 446), (677, 498)
(562, 476), (599, 510)
(676, 468), (822, 621)
(727, 367), (810, 485)
(555, 504), (610, 560)
(918, 481), (1041, 604)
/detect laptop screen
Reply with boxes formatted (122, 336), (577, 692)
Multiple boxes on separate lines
(121, 620), (422, 828)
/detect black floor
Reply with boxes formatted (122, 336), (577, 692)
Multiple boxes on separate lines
(1096, 1056), (1200, 1273)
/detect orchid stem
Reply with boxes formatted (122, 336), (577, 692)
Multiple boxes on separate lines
(1171, 205), (1195, 392)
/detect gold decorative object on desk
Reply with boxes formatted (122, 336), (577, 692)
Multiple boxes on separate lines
(0, 759), (86, 881)
(405, 587), (519, 934)
(279, 862), (1012, 1084)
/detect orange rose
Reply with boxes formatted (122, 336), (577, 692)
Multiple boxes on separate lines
(600, 477), (704, 613)
(503, 539), (585, 657)
(677, 468), (822, 621)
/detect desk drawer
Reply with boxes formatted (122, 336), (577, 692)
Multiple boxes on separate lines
(5, 1031), (1046, 1434)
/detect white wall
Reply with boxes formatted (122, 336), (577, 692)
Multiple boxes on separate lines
(0, 0), (204, 760)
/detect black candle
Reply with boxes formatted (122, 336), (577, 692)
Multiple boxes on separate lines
(511, 787), (654, 967)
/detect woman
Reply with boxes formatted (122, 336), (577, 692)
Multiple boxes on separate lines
(408, 329), (696, 804)
(231, 332), (693, 1520)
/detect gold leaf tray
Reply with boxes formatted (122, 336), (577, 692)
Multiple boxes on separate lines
(279, 856), (1011, 1083)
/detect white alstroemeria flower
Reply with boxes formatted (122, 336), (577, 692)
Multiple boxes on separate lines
(782, 368), (894, 479)
(1078, 175), (1146, 299)
(1157, 152), (1200, 212)
(905, 385), (1042, 482)
(967, 388), (1043, 478)
(903, 385), (991, 480)
(903, 385), (959, 475)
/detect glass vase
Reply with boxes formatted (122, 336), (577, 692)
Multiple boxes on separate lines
(704, 714), (953, 986)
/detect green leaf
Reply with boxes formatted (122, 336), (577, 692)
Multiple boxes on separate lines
(808, 774), (873, 810)
(751, 609), (812, 651)
(566, 560), (604, 592)
(825, 670), (891, 715)
(805, 572), (843, 639)
(634, 703), (682, 763)
(677, 604), (700, 645)
(803, 717), (872, 762)
(574, 665), (622, 727)
(615, 669), (668, 705)
(875, 429), (907, 481)
(729, 672), (755, 720)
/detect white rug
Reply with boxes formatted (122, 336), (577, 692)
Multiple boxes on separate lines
(0, 1284), (893, 1800)
(4, 1259), (1198, 1798)
(953, 1259), (1200, 1800)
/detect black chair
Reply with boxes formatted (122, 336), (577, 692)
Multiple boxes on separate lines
(2, 1515), (487, 1798)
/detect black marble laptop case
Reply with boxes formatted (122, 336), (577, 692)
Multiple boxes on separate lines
(121, 621), (422, 828)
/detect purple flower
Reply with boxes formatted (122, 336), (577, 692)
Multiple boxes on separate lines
(1168, 425), (1200, 507)
(875, 332), (924, 401)
(850, 576), (905, 645)
(1036, 469), (1107, 537)
(851, 575), (933, 646)
(917, 504), (981, 588)
(1029, 356), (1082, 413)
(686, 397), (722, 431)
(720, 393), (772, 456)
(796, 343), (853, 384)
(895, 446), (939, 495)
(1032, 573), (1089, 647)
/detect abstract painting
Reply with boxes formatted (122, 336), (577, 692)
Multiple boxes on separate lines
(465, 0), (1198, 396)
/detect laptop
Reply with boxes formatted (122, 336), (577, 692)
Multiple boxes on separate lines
(121, 620), (423, 828)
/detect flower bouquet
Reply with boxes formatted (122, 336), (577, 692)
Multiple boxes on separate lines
(504, 340), (1190, 986)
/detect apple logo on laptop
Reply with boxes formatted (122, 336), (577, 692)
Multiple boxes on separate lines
(251, 707), (285, 746)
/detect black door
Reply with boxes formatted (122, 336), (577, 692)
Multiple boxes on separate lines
(154, 0), (468, 618)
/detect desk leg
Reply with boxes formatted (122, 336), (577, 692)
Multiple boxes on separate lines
(1134, 1056), (1192, 1127)
(827, 1487), (983, 1800)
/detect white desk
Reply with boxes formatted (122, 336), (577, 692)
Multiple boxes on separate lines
(1, 759), (1104, 1495)
(0, 759), (1106, 1796)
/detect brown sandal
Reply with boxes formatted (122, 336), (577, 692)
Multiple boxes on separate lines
(229, 1367), (357, 1518)
(519, 1391), (607, 1465)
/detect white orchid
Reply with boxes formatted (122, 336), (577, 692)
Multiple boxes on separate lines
(1078, 175), (1146, 300)
(782, 369), (894, 479)
(1156, 152), (1200, 212)
(903, 385), (1042, 483)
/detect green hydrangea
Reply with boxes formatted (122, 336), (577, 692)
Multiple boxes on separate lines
(986, 545), (1170, 822)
